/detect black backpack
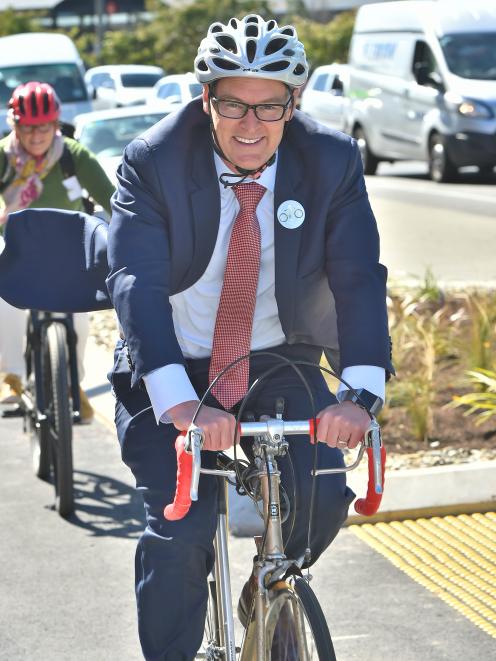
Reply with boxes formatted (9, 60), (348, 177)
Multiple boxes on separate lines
(0, 141), (95, 214)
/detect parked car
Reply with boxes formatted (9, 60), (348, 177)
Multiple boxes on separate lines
(299, 63), (349, 132)
(0, 32), (91, 136)
(147, 72), (203, 108)
(73, 105), (174, 184)
(346, 0), (496, 181)
(85, 65), (165, 110)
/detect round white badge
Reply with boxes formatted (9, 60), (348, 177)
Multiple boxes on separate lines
(277, 200), (305, 229)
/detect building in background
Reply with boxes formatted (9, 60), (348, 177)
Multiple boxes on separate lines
(0, 0), (146, 29)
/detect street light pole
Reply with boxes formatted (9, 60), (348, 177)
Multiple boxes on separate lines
(94, 0), (104, 56)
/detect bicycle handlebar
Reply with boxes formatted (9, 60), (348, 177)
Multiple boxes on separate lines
(163, 418), (386, 522)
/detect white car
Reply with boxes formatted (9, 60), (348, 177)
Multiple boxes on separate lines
(299, 63), (349, 132)
(85, 64), (165, 109)
(74, 105), (176, 185)
(147, 72), (203, 108)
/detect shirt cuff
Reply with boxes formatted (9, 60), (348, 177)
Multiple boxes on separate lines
(336, 366), (385, 403)
(143, 364), (199, 425)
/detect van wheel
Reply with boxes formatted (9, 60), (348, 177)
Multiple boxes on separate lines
(429, 134), (457, 183)
(354, 128), (379, 175)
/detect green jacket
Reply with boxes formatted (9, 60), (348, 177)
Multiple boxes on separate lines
(0, 136), (115, 223)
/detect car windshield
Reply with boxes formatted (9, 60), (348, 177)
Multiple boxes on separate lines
(78, 112), (164, 157)
(0, 63), (88, 105)
(121, 73), (163, 88)
(440, 32), (496, 80)
(189, 83), (203, 98)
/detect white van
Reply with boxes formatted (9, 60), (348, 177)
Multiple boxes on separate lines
(0, 33), (92, 136)
(346, 1), (496, 181)
(299, 63), (350, 132)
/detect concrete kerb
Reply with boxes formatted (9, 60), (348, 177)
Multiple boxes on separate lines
(81, 339), (496, 535)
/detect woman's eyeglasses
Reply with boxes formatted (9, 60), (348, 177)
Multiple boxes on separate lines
(17, 122), (56, 135)
(210, 96), (292, 122)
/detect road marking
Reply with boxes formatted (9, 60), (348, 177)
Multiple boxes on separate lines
(350, 512), (496, 639)
(332, 634), (370, 641)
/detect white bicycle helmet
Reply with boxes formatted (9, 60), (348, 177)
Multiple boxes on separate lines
(195, 14), (308, 88)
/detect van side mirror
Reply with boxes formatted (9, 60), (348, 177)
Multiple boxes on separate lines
(415, 63), (444, 91)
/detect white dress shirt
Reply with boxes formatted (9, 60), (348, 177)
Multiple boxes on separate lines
(144, 152), (385, 423)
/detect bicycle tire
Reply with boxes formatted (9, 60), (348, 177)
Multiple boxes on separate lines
(45, 322), (73, 517)
(264, 577), (336, 661)
(26, 346), (51, 481)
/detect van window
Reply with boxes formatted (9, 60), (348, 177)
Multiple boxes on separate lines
(313, 74), (329, 91)
(120, 73), (163, 88)
(440, 33), (496, 81)
(412, 41), (441, 86)
(0, 63), (88, 105)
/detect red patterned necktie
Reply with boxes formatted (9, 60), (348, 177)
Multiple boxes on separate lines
(209, 182), (266, 409)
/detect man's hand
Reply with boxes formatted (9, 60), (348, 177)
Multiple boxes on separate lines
(316, 401), (371, 450)
(167, 400), (237, 451)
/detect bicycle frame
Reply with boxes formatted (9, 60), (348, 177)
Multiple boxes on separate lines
(170, 417), (385, 660)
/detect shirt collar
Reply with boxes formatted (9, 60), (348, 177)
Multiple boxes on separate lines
(214, 150), (277, 196)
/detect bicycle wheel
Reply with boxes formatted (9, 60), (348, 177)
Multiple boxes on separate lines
(197, 575), (222, 660)
(265, 577), (336, 660)
(44, 322), (73, 517)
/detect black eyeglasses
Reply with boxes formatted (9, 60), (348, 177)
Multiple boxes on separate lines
(210, 96), (292, 122)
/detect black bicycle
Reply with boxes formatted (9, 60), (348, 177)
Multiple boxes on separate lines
(21, 310), (80, 517)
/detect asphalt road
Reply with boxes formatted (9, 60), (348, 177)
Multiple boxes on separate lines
(366, 163), (496, 287)
(1, 415), (494, 660)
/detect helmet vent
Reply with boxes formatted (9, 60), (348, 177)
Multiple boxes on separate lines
(18, 96), (25, 116)
(246, 16), (259, 24)
(246, 39), (257, 63)
(265, 37), (287, 55)
(261, 61), (288, 72)
(197, 59), (209, 72)
(211, 24), (223, 33)
(281, 28), (295, 36)
(215, 35), (237, 53)
(293, 64), (306, 76)
(283, 49), (295, 56)
(42, 92), (50, 114)
(245, 24), (258, 37)
(213, 57), (240, 71)
(30, 91), (38, 117)
(229, 18), (238, 29)
(267, 20), (276, 31)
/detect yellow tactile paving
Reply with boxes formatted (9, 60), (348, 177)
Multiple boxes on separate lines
(350, 512), (496, 639)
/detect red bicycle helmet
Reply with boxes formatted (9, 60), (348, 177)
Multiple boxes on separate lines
(8, 81), (60, 125)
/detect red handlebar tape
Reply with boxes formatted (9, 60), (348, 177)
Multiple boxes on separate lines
(354, 445), (386, 516)
(163, 433), (193, 521)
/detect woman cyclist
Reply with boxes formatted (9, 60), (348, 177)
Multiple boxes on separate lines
(0, 81), (115, 419)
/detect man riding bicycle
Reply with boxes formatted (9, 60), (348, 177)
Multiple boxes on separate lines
(107, 14), (393, 660)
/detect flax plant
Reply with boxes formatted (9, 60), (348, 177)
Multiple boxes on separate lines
(448, 368), (496, 425)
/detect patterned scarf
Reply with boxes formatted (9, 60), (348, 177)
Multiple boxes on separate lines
(0, 130), (64, 225)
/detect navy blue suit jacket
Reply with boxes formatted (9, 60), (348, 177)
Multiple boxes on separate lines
(107, 98), (393, 388)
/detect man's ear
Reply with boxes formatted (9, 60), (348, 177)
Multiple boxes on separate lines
(202, 84), (210, 115)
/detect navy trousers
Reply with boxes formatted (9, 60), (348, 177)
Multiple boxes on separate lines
(110, 342), (355, 661)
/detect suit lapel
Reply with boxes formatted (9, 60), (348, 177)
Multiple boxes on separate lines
(274, 138), (305, 333)
(187, 132), (221, 286)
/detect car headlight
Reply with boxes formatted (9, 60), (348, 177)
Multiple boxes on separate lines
(445, 93), (494, 119)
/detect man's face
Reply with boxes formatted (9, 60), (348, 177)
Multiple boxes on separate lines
(203, 77), (294, 174)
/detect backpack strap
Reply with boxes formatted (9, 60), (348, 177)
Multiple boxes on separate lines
(0, 155), (14, 194)
(60, 141), (95, 214)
